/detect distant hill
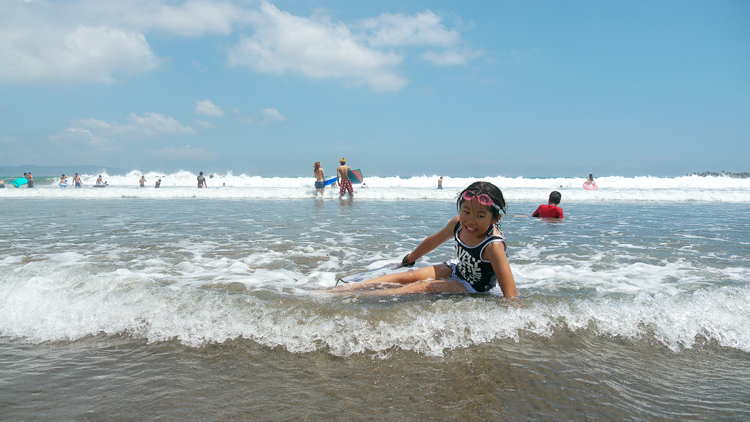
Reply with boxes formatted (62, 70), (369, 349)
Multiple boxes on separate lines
(0, 165), (130, 177)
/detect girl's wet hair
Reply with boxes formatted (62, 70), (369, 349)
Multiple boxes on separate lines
(457, 181), (508, 218)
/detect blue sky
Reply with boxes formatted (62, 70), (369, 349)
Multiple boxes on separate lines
(1, 0), (748, 177)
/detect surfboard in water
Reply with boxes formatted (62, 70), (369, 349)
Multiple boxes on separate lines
(347, 169), (363, 184)
(335, 263), (402, 286)
(12, 178), (29, 188)
(324, 176), (337, 186)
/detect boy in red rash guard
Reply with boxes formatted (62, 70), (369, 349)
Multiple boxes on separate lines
(532, 191), (564, 218)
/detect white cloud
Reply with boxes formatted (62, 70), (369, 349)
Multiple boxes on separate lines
(30, 0), (250, 37)
(115, 0), (250, 37)
(73, 112), (194, 137)
(52, 113), (194, 150)
(228, 1), (407, 92)
(50, 127), (121, 151)
(146, 145), (217, 161)
(422, 50), (466, 66)
(360, 11), (460, 48)
(233, 107), (288, 125)
(0, 24), (158, 85)
(125, 113), (195, 136)
(360, 11), (481, 67)
(261, 108), (286, 122)
(194, 100), (224, 116)
(0, 1), (479, 87)
(195, 120), (215, 129)
(0, 0), (249, 85)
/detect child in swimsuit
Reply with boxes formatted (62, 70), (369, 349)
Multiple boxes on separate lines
(332, 181), (518, 298)
(313, 161), (325, 195)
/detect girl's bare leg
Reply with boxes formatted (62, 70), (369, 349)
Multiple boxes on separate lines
(354, 279), (468, 296)
(331, 264), (452, 292)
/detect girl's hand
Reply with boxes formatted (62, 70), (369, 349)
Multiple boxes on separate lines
(397, 254), (415, 268)
(397, 216), (458, 269)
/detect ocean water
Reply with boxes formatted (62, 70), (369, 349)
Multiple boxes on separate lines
(1, 173), (749, 420)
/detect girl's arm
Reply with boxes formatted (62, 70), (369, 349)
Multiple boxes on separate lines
(484, 241), (519, 298)
(404, 216), (459, 264)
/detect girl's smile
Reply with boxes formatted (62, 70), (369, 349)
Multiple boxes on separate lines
(458, 199), (499, 246)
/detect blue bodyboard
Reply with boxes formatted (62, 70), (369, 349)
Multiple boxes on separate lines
(12, 177), (29, 188)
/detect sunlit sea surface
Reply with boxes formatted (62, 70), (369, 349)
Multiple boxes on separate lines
(1, 173), (749, 420)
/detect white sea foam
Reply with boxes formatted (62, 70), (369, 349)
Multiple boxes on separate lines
(4, 171), (750, 202)
(1, 186), (748, 357)
(1, 246), (748, 356)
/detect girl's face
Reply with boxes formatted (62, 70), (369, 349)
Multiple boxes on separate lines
(459, 199), (500, 239)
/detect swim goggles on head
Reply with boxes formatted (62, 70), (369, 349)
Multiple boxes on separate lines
(462, 191), (501, 211)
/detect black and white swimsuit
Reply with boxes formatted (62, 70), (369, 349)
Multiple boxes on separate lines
(444, 222), (507, 293)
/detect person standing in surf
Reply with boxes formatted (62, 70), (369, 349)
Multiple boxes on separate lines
(314, 161), (326, 195)
(73, 173), (82, 188)
(139, 175), (146, 187)
(332, 181), (518, 298)
(26, 172), (34, 188)
(336, 158), (353, 198)
(197, 171), (207, 188)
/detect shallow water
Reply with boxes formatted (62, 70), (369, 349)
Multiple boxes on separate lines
(1, 194), (749, 420)
(2, 334), (749, 421)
